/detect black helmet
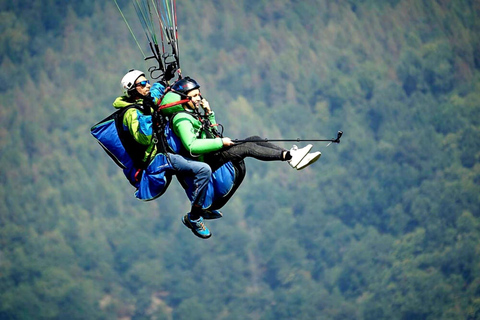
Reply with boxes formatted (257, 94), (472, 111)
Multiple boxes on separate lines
(171, 77), (200, 94)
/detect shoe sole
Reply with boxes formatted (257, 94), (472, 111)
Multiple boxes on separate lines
(182, 215), (212, 239)
(296, 152), (321, 170)
(202, 209), (223, 220)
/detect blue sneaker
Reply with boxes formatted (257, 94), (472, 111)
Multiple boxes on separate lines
(182, 214), (212, 239)
(202, 209), (223, 220)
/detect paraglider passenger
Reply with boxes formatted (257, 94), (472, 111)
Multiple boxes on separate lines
(159, 77), (321, 235)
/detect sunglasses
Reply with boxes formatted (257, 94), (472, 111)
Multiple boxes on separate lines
(135, 80), (150, 87)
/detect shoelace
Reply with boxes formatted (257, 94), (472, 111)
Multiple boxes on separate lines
(195, 220), (206, 230)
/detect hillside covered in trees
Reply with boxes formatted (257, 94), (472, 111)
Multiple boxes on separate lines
(1, 0), (480, 319)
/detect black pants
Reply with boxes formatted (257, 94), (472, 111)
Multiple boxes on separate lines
(204, 136), (286, 171)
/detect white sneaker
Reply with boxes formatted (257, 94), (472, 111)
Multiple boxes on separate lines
(296, 151), (321, 170)
(288, 144), (313, 168)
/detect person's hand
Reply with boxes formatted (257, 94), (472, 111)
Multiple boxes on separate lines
(222, 137), (234, 146)
(201, 98), (212, 115)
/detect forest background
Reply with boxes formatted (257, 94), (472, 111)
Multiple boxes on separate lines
(1, 0), (480, 319)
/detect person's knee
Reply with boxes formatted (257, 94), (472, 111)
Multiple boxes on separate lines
(197, 163), (212, 180)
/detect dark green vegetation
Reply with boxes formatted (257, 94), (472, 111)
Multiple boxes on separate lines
(1, 0), (480, 319)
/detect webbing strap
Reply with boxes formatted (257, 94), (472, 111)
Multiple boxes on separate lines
(134, 168), (143, 182)
(158, 99), (190, 110)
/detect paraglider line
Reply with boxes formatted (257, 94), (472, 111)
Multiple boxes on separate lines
(113, 0), (147, 58)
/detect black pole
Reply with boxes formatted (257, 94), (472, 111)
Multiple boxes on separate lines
(233, 131), (343, 144)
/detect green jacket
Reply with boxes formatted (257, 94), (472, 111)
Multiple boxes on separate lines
(171, 110), (223, 158)
(112, 96), (158, 163)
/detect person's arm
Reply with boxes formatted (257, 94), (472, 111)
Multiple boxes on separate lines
(201, 100), (234, 146)
(206, 111), (217, 126)
(172, 113), (223, 154)
(123, 108), (152, 145)
(149, 82), (166, 106)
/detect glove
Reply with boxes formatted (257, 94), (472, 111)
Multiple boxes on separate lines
(165, 63), (177, 82)
(142, 95), (155, 115)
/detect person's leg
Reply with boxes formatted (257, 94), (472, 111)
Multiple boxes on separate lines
(239, 136), (319, 169)
(204, 136), (286, 171)
(204, 135), (319, 171)
(169, 154), (212, 239)
(245, 136), (286, 152)
(168, 153), (211, 219)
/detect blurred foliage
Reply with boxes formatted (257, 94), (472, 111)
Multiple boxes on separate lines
(1, 0), (480, 319)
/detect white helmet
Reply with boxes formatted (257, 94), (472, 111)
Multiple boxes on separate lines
(121, 69), (145, 92)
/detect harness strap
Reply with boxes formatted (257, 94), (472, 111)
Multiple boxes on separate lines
(134, 168), (143, 182)
(158, 98), (190, 110)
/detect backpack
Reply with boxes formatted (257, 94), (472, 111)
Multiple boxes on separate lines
(91, 105), (173, 199)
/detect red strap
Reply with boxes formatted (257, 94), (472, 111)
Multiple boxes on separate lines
(158, 99), (190, 110)
(134, 169), (143, 182)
